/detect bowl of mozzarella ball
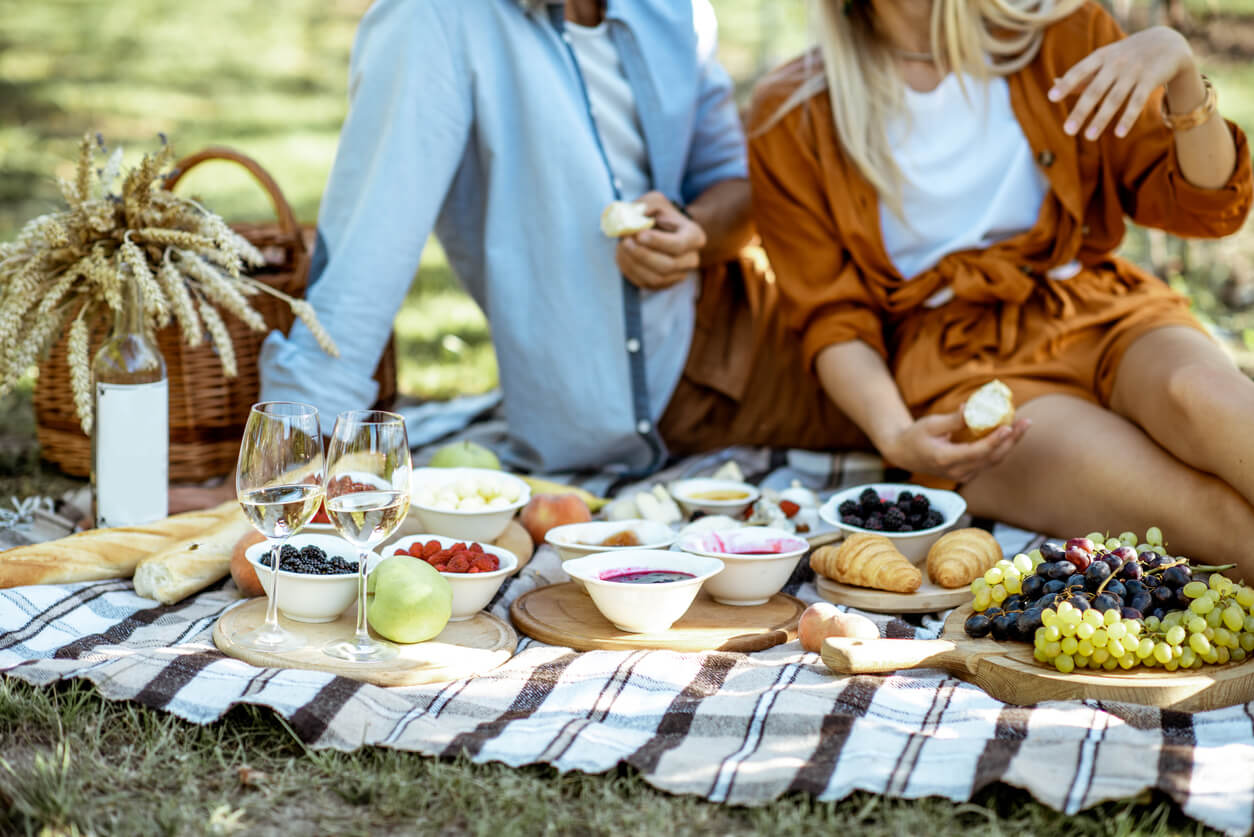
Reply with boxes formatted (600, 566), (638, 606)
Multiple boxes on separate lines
(409, 467), (531, 542)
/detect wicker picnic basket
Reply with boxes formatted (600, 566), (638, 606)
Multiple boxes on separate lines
(34, 147), (396, 481)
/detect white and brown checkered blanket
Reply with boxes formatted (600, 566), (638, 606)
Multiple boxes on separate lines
(3, 445), (1254, 836)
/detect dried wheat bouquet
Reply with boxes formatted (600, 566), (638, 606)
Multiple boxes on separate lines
(0, 134), (337, 433)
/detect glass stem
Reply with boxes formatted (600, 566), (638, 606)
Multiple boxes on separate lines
(354, 548), (370, 646)
(264, 538), (284, 634)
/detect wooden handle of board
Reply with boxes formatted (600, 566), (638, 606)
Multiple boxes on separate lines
(821, 636), (972, 675)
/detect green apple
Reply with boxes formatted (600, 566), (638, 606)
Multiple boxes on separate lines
(366, 556), (453, 643)
(428, 440), (501, 470)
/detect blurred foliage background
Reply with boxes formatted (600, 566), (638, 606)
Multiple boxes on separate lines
(1, 0), (1253, 404)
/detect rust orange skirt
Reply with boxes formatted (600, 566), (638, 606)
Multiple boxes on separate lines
(893, 258), (1207, 420)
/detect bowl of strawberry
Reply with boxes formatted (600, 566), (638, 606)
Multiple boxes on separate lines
(387, 534), (519, 621)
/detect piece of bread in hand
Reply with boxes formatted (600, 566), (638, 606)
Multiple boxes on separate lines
(811, 534), (922, 594)
(600, 200), (655, 238)
(925, 527), (1003, 588)
(962, 379), (1015, 438)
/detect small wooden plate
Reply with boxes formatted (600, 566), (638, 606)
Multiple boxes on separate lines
(214, 598), (517, 687)
(814, 574), (970, 615)
(510, 582), (805, 652)
(821, 603), (1254, 710)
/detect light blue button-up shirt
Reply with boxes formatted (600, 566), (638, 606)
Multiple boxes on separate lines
(258, 0), (747, 472)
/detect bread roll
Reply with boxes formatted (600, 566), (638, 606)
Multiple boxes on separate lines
(0, 501), (241, 589)
(133, 510), (253, 604)
(925, 528), (1003, 588)
(811, 534), (921, 594)
(962, 379), (1015, 438)
(600, 200), (654, 237)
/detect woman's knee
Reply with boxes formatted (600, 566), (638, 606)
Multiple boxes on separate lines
(1162, 359), (1254, 423)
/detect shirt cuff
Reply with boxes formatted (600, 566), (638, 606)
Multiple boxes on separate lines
(1168, 119), (1253, 227)
(801, 308), (887, 372)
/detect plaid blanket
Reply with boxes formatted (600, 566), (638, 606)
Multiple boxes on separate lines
(4, 445), (1254, 836)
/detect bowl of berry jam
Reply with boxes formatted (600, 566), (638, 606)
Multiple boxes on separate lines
(562, 550), (724, 634)
(245, 533), (383, 623)
(678, 527), (810, 606)
(819, 483), (967, 564)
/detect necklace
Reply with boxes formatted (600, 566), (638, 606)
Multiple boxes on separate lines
(890, 46), (935, 62)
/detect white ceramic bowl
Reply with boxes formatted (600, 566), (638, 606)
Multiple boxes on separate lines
(668, 478), (760, 518)
(245, 533), (382, 623)
(386, 534), (518, 621)
(818, 483), (967, 564)
(409, 467), (530, 542)
(562, 550), (724, 634)
(678, 527), (809, 606)
(545, 519), (676, 562)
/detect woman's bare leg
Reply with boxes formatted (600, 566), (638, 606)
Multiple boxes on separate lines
(1110, 325), (1254, 503)
(961, 394), (1254, 578)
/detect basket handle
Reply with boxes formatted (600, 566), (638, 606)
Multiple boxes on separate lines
(164, 146), (305, 254)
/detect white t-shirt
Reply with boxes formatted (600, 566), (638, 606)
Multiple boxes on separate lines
(567, 20), (698, 421)
(880, 74), (1049, 290)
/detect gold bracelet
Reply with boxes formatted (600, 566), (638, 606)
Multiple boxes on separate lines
(1161, 74), (1217, 132)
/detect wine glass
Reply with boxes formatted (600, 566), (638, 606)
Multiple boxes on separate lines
(233, 401), (324, 652)
(322, 409), (411, 662)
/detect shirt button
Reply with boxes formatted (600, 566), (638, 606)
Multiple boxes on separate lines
(1036, 150), (1056, 167)
(613, 178), (623, 191)
(1081, 224), (1092, 235)
(562, 32), (571, 43)
(637, 420), (652, 435)
(626, 338), (640, 353)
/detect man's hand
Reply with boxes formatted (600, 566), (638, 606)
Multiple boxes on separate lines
(615, 191), (707, 290)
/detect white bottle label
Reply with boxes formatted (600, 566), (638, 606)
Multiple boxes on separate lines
(95, 380), (169, 527)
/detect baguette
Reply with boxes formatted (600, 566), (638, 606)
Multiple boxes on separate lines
(0, 501), (241, 589)
(600, 200), (655, 237)
(962, 379), (1015, 438)
(133, 510), (253, 604)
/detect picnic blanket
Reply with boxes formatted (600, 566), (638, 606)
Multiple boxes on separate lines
(4, 443), (1254, 836)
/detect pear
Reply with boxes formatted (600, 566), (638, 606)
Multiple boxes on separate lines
(428, 440), (501, 470)
(366, 556), (452, 644)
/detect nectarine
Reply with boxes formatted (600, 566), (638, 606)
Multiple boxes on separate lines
(519, 494), (591, 544)
(230, 531), (267, 598)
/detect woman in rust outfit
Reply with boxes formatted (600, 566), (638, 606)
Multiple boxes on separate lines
(749, 0), (1254, 569)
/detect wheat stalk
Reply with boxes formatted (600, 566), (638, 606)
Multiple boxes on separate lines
(0, 133), (338, 432)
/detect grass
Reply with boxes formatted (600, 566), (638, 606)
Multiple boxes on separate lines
(2, 1), (1254, 833)
(0, 677), (1217, 837)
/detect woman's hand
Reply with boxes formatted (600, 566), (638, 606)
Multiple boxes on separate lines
(1048, 26), (1196, 140)
(879, 409), (1031, 485)
(615, 191), (706, 290)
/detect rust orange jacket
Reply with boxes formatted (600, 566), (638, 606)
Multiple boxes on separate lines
(746, 2), (1251, 394)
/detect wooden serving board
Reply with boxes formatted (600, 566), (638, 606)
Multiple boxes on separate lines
(214, 598), (516, 687)
(510, 582), (805, 652)
(814, 574), (970, 615)
(821, 604), (1254, 710)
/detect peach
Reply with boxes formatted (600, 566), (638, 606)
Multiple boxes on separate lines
(519, 493), (591, 544)
(798, 603), (880, 651)
(230, 530), (267, 598)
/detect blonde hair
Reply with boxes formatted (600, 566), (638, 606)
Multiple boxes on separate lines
(770, 0), (1084, 215)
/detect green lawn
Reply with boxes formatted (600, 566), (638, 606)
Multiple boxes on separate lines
(1, 1), (1253, 833)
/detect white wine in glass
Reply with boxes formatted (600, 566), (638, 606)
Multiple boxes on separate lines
(233, 401), (324, 652)
(323, 409), (411, 662)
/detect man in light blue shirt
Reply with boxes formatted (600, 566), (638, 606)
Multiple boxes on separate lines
(258, 0), (853, 474)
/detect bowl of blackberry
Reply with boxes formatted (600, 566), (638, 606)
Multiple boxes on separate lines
(962, 527), (1254, 675)
(245, 532), (384, 623)
(819, 483), (967, 564)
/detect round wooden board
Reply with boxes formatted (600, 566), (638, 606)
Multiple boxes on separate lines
(822, 603), (1254, 710)
(815, 574), (970, 615)
(510, 582), (805, 652)
(213, 598), (517, 687)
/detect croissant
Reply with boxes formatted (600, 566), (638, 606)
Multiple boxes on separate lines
(811, 534), (921, 594)
(926, 528), (1003, 588)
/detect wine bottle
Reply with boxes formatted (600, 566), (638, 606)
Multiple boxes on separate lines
(91, 264), (168, 528)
